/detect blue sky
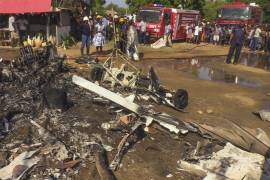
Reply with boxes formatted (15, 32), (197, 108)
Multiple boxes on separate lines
(106, 0), (127, 8)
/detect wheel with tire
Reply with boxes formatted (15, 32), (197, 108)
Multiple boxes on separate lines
(173, 89), (188, 109)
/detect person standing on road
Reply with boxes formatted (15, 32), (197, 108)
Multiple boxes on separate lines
(213, 25), (220, 45)
(80, 16), (91, 55)
(102, 16), (109, 40)
(93, 20), (105, 53)
(266, 24), (270, 53)
(119, 18), (128, 53)
(194, 24), (202, 44)
(164, 22), (172, 47)
(186, 24), (193, 43)
(251, 25), (262, 52)
(139, 18), (147, 45)
(8, 15), (18, 46)
(126, 20), (139, 60)
(16, 16), (28, 44)
(247, 26), (254, 48)
(226, 24), (245, 64)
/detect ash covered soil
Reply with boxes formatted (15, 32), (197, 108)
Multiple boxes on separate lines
(0, 43), (270, 180)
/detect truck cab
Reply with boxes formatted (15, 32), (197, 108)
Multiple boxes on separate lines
(217, 1), (263, 26)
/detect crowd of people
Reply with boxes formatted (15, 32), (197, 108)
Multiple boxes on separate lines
(185, 22), (270, 53)
(6, 12), (270, 63)
(78, 14), (140, 60)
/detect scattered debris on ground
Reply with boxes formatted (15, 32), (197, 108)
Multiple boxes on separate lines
(0, 47), (269, 179)
(178, 143), (265, 179)
(254, 110), (270, 122)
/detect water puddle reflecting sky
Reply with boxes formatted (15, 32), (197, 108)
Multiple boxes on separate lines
(142, 53), (269, 88)
(239, 53), (270, 71)
(195, 66), (261, 88)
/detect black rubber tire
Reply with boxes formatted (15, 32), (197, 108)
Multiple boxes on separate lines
(90, 67), (104, 82)
(173, 89), (188, 109)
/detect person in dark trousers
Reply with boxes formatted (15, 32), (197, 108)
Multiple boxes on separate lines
(80, 16), (91, 55)
(139, 18), (147, 45)
(265, 24), (270, 53)
(226, 24), (245, 64)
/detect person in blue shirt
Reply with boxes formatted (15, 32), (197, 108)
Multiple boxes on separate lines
(226, 24), (246, 64)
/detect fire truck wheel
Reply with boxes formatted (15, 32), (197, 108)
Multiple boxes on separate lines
(173, 89), (188, 109)
(90, 67), (104, 82)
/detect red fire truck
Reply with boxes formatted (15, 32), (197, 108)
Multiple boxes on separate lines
(136, 4), (200, 40)
(217, 0), (263, 26)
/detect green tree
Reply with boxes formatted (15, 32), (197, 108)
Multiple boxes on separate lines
(203, 1), (226, 21)
(90, 0), (106, 14)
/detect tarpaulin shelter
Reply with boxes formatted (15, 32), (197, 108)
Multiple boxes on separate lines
(0, 0), (52, 14)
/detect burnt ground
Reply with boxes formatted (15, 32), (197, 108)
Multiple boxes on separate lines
(0, 43), (270, 180)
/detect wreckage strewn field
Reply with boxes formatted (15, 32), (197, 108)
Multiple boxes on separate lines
(0, 43), (270, 180)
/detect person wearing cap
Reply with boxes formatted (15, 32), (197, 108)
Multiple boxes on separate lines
(88, 16), (94, 38)
(114, 15), (119, 20)
(80, 16), (91, 55)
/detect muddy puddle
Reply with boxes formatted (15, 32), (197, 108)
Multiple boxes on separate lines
(140, 53), (270, 88)
(187, 65), (261, 88)
(240, 53), (270, 71)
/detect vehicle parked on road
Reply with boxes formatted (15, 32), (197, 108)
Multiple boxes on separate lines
(217, 1), (263, 27)
(136, 4), (200, 41)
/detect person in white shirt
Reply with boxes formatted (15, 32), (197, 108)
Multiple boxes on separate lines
(139, 19), (147, 45)
(164, 22), (172, 47)
(251, 26), (262, 51)
(8, 16), (15, 32)
(93, 20), (105, 53)
(194, 24), (202, 44)
(8, 15), (19, 46)
(213, 25), (221, 45)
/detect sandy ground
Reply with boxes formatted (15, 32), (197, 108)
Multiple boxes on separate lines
(1, 42), (270, 179)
